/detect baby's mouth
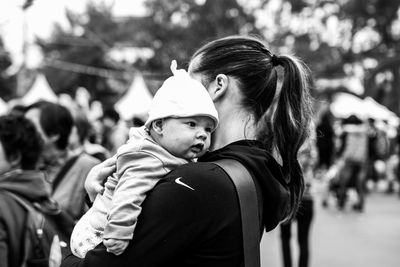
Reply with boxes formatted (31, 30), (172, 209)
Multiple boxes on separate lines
(191, 143), (204, 153)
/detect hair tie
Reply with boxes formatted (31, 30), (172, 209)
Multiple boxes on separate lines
(271, 54), (280, 67)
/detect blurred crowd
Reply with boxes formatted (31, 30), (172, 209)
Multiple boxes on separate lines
(278, 107), (400, 267)
(0, 97), (141, 265)
(0, 94), (399, 267)
(315, 108), (400, 212)
(5, 98), (139, 221)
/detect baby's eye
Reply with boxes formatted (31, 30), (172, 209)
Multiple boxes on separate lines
(187, 121), (196, 127)
(205, 127), (213, 133)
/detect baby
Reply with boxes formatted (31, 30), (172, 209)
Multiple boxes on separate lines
(70, 61), (218, 257)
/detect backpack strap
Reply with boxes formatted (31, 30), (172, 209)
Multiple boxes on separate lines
(1, 191), (44, 228)
(213, 159), (261, 267)
(1, 191), (45, 267)
(52, 155), (80, 191)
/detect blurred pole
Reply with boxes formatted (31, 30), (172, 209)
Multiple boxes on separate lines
(17, 0), (33, 97)
(22, 7), (27, 68)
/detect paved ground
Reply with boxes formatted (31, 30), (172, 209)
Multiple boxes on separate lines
(260, 186), (400, 267)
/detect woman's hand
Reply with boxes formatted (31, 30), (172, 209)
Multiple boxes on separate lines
(85, 156), (117, 201)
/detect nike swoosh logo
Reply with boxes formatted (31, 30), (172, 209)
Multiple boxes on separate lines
(175, 177), (195, 191)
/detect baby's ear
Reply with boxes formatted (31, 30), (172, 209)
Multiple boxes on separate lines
(152, 119), (164, 134)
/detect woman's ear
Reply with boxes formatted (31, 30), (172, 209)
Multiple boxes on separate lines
(209, 74), (228, 101)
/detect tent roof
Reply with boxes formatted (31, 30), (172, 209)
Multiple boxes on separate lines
(21, 74), (58, 106)
(115, 73), (153, 122)
(330, 92), (399, 126)
(0, 97), (8, 115)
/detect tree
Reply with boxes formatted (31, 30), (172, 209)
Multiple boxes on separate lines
(37, 0), (261, 106)
(38, 2), (131, 107)
(251, 0), (400, 78)
(138, 0), (261, 72)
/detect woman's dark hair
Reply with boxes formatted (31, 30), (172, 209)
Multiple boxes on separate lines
(26, 101), (74, 150)
(0, 114), (43, 170)
(190, 35), (313, 220)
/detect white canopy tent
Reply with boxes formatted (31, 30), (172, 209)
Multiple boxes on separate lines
(330, 93), (365, 119)
(115, 73), (153, 122)
(21, 74), (58, 106)
(0, 97), (8, 115)
(362, 97), (400, 126)
(330, 92), (400, 126)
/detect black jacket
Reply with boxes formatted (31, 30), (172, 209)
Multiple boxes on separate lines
(0, 170), (52, 267)
(62, 140), (290, 267)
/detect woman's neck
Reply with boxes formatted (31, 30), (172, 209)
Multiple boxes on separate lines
(210, 106), (256, 151)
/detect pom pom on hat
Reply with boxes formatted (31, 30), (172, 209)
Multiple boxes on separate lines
(144, 60), (219, 130)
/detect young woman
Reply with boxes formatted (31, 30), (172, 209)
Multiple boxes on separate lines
(62, 35), (313, 267)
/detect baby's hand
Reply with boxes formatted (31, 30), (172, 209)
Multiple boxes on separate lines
(103, 238), (129, 256)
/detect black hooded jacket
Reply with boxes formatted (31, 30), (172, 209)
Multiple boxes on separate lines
(62, 140), (290, 267)
(200, 140), (290, 231)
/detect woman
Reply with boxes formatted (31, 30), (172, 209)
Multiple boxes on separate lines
(62, 35), (313, 267)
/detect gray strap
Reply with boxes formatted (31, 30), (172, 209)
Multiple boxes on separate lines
(213, 159), (261, 267)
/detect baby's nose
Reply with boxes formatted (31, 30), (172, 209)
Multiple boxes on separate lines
(197, 129), (207, 140)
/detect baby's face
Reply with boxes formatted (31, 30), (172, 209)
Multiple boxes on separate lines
(158, 116), (214, 160)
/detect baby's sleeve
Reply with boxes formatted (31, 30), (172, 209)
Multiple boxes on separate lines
(103, 150), (168, 240)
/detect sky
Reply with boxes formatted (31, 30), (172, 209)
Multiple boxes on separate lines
(0, 0), (146, 70)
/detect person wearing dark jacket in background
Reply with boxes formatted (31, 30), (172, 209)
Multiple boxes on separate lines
(316, 109), (335, 170)
(0, 114), (63, 267)
(62, 35), (313, 267)
(336, 115), (368, 211)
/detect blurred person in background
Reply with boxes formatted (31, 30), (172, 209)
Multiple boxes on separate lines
(379, 120), (398, 194)
(0, 114), (67, 267)
(396, 124), (400, 197)
(100, 107), (129, 154)
(336, 115), (368, 211)
(366, 118), (379, 191)
(280, 130), (317, 267)
(316, 109), (335, 172)
(69, 110), (111, 162)
(25, 101), (100, 221)
(365, 118), (392, 193)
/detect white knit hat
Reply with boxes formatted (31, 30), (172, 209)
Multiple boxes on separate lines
(145, 61), (219, 130)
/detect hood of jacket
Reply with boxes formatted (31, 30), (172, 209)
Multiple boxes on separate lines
(199, 140), (290, 232)
(0, 169), (52, 202)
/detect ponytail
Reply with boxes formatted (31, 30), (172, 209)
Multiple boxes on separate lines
(270, 54), (313, 221)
